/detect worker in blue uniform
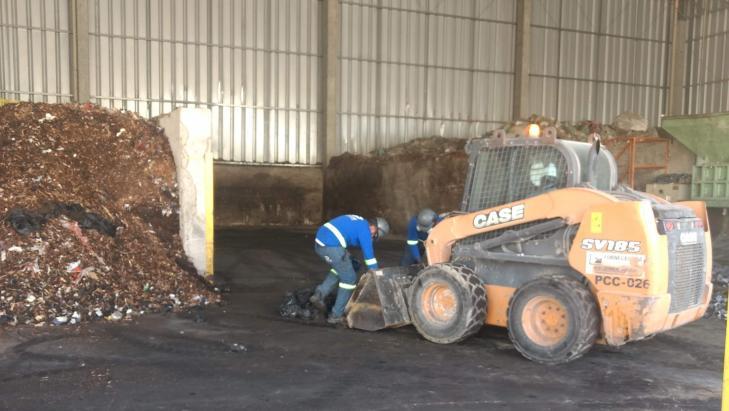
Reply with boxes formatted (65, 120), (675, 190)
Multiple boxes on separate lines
(310, 214), (390, 324)
(400, 208), (441, 266)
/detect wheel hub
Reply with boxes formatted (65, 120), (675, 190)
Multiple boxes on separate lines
(421, 282), (458, 325)
(521, 295), (569, 347)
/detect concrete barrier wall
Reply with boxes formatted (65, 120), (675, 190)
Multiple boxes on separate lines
(159, 108), (215, 276)
(215, 165), (323, 228)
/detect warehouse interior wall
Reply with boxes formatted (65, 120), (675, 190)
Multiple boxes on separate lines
(1, 0), (727, 227)
(683, 0), (729, 115)
(0, 0), (73, 103)
(337, 0), (516, 155)
(7, 0), (727, 162)
(529, 0), (672, 124)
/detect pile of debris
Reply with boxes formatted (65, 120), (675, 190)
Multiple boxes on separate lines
(326, 137), (468, 235)
(279, 287), (334, 321)
(705, 263), (729, 321)
(373, 136), (467, 158)
(653, 173), (692, 184)
(503, 112), (658, 143)
(0, 102), (218, 326)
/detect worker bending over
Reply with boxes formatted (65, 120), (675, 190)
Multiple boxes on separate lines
(310, 214), (390, 324)
(400, 208), (441, 266)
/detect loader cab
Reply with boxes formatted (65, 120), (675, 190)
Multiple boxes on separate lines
(461, 128), (618, 212)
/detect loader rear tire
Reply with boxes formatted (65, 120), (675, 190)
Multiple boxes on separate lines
(409, 264), (487, 344)
(507, 275), (600, 365)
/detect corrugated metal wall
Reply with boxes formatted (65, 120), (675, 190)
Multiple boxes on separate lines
(0, 0), (72, 103)
(530, 0), (672, 124)
(685, 0), (729, 114)
(1, 0), (727, 163)
(88, 0), (322, 164)
(338, 0), (516, 155)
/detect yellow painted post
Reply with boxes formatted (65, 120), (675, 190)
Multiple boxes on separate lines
(724, 292), (729, 410)
(204, 151), (215, 277)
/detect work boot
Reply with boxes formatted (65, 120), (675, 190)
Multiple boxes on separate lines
(309, 292), (327, 313)
(327, 314), (346, 326)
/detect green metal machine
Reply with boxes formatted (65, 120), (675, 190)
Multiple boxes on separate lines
(661, 112), (729, 209)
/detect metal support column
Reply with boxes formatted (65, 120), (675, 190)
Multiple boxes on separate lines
(68, 0), (90, 103)
(513, 0), (531, 120)
(322, 0), (340, 166)
(667, 0), (688, 116)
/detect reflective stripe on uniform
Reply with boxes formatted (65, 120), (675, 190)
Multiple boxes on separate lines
(330, 268), (338, 276)
(339, 282), (357, 290)
(315, 238), (325, 247)
(406, 240), (419, 245)
(365, 258), (377, 266)
(323, 222), (347, 248)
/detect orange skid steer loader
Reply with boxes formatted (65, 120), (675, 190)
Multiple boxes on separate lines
(346, 127), (712, 365)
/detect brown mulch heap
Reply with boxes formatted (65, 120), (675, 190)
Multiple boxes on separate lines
(0, 102), (219, 326)
(502, 114), (659, 142)
(375, 136), (467, 158)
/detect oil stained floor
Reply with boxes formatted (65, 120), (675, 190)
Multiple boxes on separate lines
(0, 228), (724, 410)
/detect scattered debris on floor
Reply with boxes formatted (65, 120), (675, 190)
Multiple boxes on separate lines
(706, 263), (729, 321)
(229, 343), (247, 353)
(279, 287), (334, 321)
(0, 102), (219, 326)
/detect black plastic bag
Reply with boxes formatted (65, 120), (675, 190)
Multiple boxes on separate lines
(6, 209), (45, 236)
(279, 287), (335, 321)
(5, 203), (118, 237)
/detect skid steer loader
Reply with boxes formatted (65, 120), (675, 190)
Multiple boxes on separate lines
(346, 126), (712, 364)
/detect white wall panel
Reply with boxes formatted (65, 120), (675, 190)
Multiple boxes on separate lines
(685, 0), (729, 114)
(0, 0), (72, 102)
(338, 0), (516, 155)
(88, 0), (322, 164)
(2, 0), (727, 164)
(530, 0), (671, 125)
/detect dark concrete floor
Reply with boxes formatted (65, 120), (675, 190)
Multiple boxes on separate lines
(0, 228), (724, 410)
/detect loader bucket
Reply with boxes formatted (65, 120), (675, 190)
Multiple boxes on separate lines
(346, 266), (419, 331)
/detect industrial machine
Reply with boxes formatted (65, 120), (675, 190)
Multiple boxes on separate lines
(346, 126), (713, 364)
(661, 112), (729, 235)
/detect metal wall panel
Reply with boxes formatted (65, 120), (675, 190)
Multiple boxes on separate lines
(530, 0), (672, 125)
(3, 0), (727, 163)
(0, 0), (72, 102)
(685, 0), (729, 115)
(338, 0), (516, 155)
(88, 0), (322, 164)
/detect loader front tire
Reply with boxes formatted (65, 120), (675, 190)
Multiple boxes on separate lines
(507, 275), (600, 365)
(409, 264), (487, 344)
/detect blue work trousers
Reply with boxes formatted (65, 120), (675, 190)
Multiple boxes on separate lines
(314, 245), (358, 317)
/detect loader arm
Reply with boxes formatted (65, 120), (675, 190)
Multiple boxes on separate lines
(425, 187), (619, 265)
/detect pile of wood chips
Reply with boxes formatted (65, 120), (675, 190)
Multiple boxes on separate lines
(0, 102), (218, 326)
